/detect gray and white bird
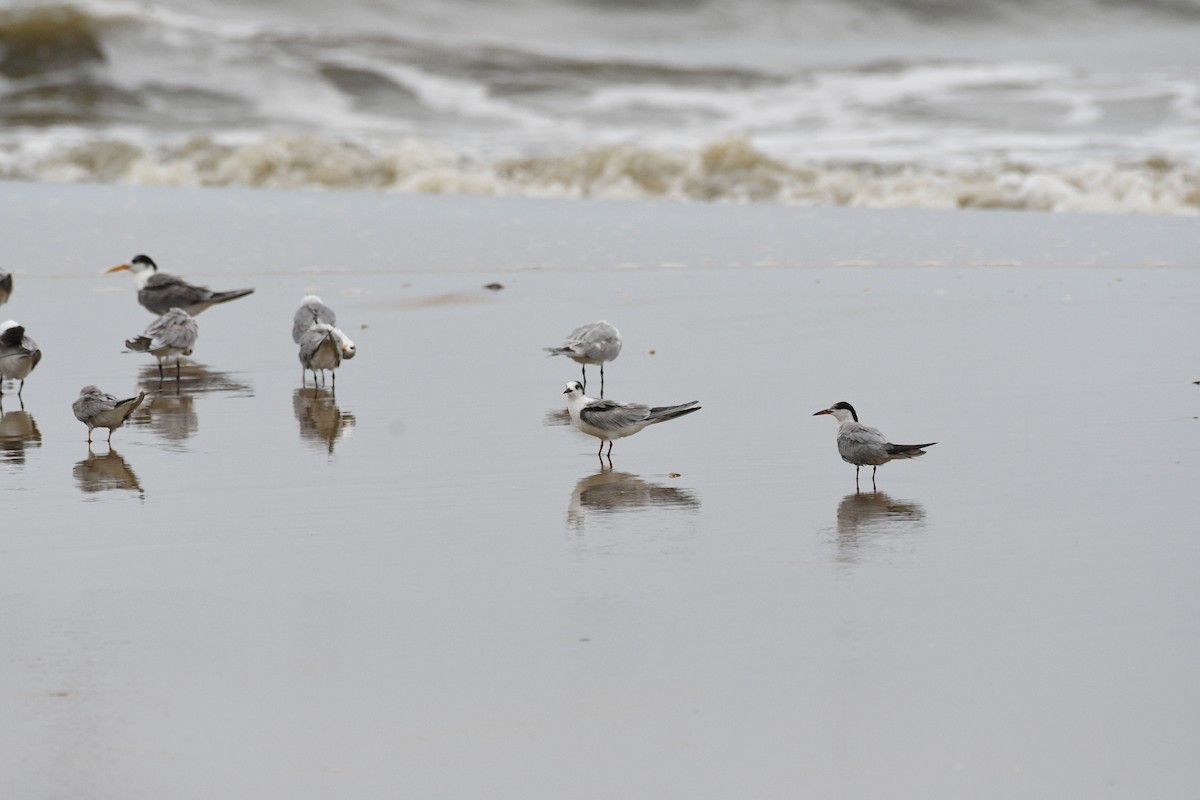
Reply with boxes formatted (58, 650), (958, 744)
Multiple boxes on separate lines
(0, 320), (42, 400)
(292, 295), (338, 344)
(0, 270), (11, 306)
(298, 323), (356, 389)
(545, 321), (621, 398)
(813, 401), (935, 488)
(125, 307), (199, 384)
(107, 254), (254, 316)
(72, 385), (146, 444)
(563, 380), (700, 458)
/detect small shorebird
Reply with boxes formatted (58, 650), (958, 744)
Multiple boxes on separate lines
(292, 295), (338, 343)
(0, 320), (42, 400)
(545, 321), (621, 398)
(813, 401), (935, 489)
(563, 379), (699, 458)
(72, 385), (146, 444)
(107, 254), (254, 316)
(0, 270), (11, 306)
(125, 307), (199, 384)
(298, 323), (356, 389)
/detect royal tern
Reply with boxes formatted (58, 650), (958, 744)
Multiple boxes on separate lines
(0, 271), (11, 306)
(72, 385), (145, 444)
(106, 254), (254, 316)
(298, 323), (356, 389)
(813, 402), (935, 488)
(125, 307), (199, 384)
(563, 380), (699, 458)
(0, 320), (42, 400)
(545, 321), (621, 398)
(292, 295), (338, 343)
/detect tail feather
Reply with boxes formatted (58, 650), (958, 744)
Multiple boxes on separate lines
(124, 336), (151, 352)
(886, 442), (936, 458)
(211, 288), (254, 305)
(648, 402), (701, 423)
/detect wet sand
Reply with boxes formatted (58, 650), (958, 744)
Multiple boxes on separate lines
(2, 183), (1199, 799)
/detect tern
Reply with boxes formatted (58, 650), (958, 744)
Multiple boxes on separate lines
(545, 321), (621, 398)
(563, 380), (699, 458)
(298, 323), (356, 389)
(0, 270), (11, 306)
(0, 320), (42, 400)
(72, 385), (145, 444)
(125, 307), (199, 384)
(292, 295), (338, 344)
(813, 401), (935, 488)
(106, 254), (254, 316)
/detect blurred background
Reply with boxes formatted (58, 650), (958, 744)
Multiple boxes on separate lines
(3, 0), (1200, 211)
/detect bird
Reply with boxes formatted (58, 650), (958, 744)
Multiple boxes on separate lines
(292, 295), (338, 344)
(563, 379), (700, 458)
(298, 323), (356, 389)
(813, 401), (935, 489)
(106, 254), (254, 316)
(124, 307), (199, 384)
(0, 320), (42, 400)
(72, 385), (146, 444)
(0, 270), (11, 306)
(545, 321), (622, 398)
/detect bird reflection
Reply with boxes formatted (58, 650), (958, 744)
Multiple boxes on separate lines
(128, 390), (197, 447)
(73, 447), (144, 498)
(0, 405), (41, 465)
(293, 387), (356, 454)
(567, 466), (700, 530)
(135, 363), (254, 398)
(833, 490), (926, 564)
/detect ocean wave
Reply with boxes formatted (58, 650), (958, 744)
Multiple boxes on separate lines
(3, 134), (1197, 214)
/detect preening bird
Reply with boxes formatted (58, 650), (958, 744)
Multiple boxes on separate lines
(125, 307), (199, 384)
(0, 320), (42, 400)
(292, 295), (338, 344)
(545, 321), (621, 398)
(813, 401), (935, 489)
(72, 385), (145, 444)
(107, 254), (254, 316)
(298, 323), (356, 389)
(563, 379), (699, 458)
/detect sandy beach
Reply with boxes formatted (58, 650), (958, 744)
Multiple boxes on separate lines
(2, 181), (1199, 798)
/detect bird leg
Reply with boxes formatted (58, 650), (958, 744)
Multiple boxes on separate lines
(855, 465), (861, 491)
(17, 379), (25, 399)
(157, 361), (165, 387)
(600, 363), (605, 399)
(176, 360), (181, 382)
(872, 466), (878, 489)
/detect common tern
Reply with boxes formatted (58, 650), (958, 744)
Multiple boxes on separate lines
(0, 320), (42, 400)
(545, 321), (621, 398)
(292, 295), (338, 343)
(125, 307), (199, 384)
(72, 385), (145, 444)
(563, 380), (699, 458)
(298, 323), (356, 389)
(0, 270), (11, 306)
(107, 254), (254, 316)
(813, 402), (935, 488)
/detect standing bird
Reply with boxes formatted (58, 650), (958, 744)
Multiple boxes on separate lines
(813, 401), (935, 489)
(563, 380), (700, 458)
(0, 320), (41, 400)
(72, 385), (145, 444)
(0, 270), (11, 306)
(106, 254), (254, 316)
(298, 323), (356, 389)
(125, 307), (199, 384)
(292, 295), (338, 344)
(545, 321), (621, 398)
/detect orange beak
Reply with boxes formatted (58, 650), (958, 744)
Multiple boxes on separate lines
(105, 263), (131, 274)
(812, 409), (832, 416)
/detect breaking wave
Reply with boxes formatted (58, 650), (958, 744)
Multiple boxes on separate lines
(3, 134), (1197, 214)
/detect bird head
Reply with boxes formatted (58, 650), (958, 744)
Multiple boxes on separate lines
(813, 402), (858, 423)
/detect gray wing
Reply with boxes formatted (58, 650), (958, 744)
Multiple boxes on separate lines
(579, 399), (651, 431)
(140, 273), (213, 314)
(298, 325), (337, 365)
(837, 423), (890, 465)
(568, 321), (622, 360)
(73, 394), (116, 423)
(293, 299), (336, 343)
(147, 311), (199, 351)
